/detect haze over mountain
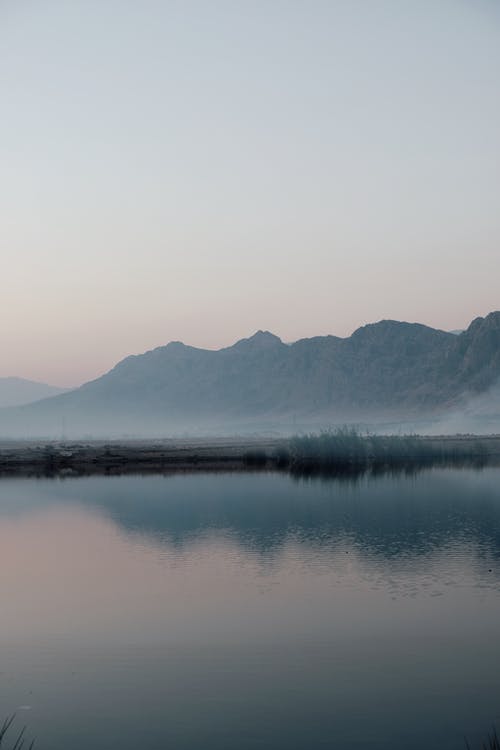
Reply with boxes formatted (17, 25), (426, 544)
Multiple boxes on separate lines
(0, 377), (67, 409)
(1, 312), (500, 438)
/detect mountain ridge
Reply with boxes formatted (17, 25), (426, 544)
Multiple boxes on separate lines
(1, 312), (500, 436)
(0, 377), (67, 409)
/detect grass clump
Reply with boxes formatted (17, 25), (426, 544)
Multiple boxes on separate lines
(287, 427), (487, 471)
(289, 427), (368, 466)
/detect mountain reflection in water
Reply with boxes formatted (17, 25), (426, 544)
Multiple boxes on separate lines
(0, 468), (498, 750)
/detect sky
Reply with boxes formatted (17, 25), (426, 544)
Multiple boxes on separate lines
(1, 0), (499, 386)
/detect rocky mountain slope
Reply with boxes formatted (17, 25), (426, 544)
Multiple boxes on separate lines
(1, 312), (499, 437)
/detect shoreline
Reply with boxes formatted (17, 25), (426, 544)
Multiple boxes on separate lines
(0, 437), (284, 477)
(0, 434), (500, 477)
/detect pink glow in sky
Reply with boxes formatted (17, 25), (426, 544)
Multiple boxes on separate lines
(1, 1), (499, 386)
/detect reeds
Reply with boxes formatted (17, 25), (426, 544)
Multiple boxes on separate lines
(0, 711), (496, 748)
(287, 427), (487, 470)
(480, 727), (499, 750)
(0, 716), (34, 750)
(466, 728), (500, 749)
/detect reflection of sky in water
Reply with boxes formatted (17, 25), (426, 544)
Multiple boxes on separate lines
(0, 469), (499, 750)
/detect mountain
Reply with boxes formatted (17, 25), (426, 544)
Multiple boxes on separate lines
(0, 377), (67, 408)
(1, 313), (500, 437)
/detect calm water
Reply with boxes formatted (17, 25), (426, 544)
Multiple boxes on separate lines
(0, 468), (499, 749)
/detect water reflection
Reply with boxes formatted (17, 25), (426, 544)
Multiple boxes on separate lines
(0, 469), (498, 750)
(4, 467), (498, 561)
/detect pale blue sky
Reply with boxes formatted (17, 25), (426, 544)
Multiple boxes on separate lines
(1, 0), (499, 385)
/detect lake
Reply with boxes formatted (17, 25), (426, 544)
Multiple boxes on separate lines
(0, 468), (499, 749)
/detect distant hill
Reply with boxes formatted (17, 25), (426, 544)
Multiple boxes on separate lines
(0, 377), (67, 408)
(1, 312), (500, 437)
